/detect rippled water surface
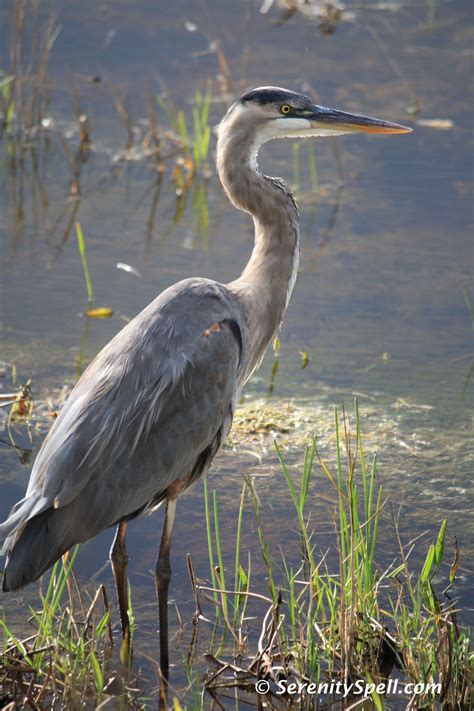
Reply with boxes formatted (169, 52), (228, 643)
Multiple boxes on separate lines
(0, 0), (472, 704)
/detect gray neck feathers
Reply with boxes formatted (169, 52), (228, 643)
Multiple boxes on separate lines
(216, 107), (300, 382)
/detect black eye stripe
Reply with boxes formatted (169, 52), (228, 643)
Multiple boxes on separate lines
(241, 88), (293, 104)
(239, 87), (310, 107)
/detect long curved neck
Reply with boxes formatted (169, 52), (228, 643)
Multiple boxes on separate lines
(217, 112), (300, 381)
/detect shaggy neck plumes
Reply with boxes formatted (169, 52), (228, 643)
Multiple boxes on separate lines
(216, 106), (300, 382)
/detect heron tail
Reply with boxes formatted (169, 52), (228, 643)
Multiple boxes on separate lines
(2, 507), (73, 592)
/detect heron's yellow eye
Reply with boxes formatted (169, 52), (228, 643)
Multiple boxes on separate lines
(280, 104), (291, 115)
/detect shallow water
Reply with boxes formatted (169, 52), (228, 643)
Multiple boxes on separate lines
(0, 0), (473, 705)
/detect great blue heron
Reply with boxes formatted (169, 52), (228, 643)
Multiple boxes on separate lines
(0, 86), (410, 676)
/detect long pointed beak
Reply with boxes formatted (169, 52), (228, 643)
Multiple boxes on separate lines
(308, 105), (412, 134)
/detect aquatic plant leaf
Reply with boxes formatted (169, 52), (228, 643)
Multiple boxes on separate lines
(0, 74), (14, 93)
(420, 543), (435, 583)
(85, 307), (114, 318)
(434, 518), (447, 566)
(76, 222), (94, 305)
(238, 565), (248, 590)
(300, 349), (310, 368)
(119, 628), (131, 668)
(90, 650), (103, 693)
(449, 537), (459, 584)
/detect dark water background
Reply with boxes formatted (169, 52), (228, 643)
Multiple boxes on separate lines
(0, 0), (472, 704)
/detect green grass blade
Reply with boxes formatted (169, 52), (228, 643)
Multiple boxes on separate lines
(420, 543), (435, 583)
(434, 518), (447, 566)
(89, 650), (103, 693)
(213, 490), (228, 619)
(233, 482), (247, 624)
(76, 223), (94, 306)
(203, 477), (220, 619)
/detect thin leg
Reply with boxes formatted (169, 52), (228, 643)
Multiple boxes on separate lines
(155, 498), (177, 680)
(110, 521), (129, 638)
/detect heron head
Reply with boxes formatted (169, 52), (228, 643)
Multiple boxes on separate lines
(219, 86), (411, 146)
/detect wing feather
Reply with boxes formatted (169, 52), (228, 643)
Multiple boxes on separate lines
(0, 278), (243, 551)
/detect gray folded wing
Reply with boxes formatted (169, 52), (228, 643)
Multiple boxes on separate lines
(0, 278), (243, 587)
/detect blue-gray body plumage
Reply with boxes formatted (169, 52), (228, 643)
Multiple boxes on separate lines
(1, 279), (243, 589)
